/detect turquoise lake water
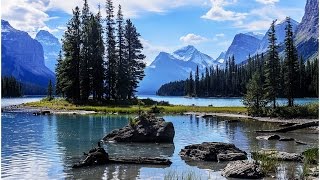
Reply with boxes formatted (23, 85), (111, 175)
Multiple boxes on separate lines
(1, 112), (318, 179)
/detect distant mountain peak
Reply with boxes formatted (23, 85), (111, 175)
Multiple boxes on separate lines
(244, 32), (264, 40)
(1, 19), (18, 33)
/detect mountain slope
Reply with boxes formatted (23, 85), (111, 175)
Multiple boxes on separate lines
(35, 30), (61, 72)
(1, 20), (55, 94)
(256, 18), (299, 54)
(224, 33), (261, 64)
(138, 45), (221, 94)
(294, 0), (319, 61)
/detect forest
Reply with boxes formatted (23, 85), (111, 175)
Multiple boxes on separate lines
(55, 0), (145, 103)
(1, 76), (23, 97)
(157, 18), (319, 101)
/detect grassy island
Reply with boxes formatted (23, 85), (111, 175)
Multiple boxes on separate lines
(24, 98), (247, 114)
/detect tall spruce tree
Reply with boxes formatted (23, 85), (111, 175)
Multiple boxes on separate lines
(62, 6), (81, 101)
(116, 5), (127, 100)
(124, 19), (146, 99)
(283, 17), (299, 107)
(105, 0), (117, 99)
(55, 51), (64, 97)
(188, 72), (194, 96)
(264, 20), (280, 108)
(195, 65), (200, 96)
(298, 56), (306, 97)
(47, 80), (53, 101)
(90, 6), (105, 100)
(79, 0), (91, 101)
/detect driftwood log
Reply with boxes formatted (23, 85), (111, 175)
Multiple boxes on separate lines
(108, 157), (172, 165)
(256, 121), (319, 133)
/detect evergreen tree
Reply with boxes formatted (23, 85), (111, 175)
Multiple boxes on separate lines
(195, 65), (200, 96)
(1, 76), (23, 97)
(188, 72), (194, 96)
(90, 7), (105, 100)
(116, 5), (127, 100)
(62, 6), (81, 101)
(264, 20), (280, 108)
(283, 17), (299, 107)
(47, 80), (53, 101)
(242, 72), (266, 116)
(298, 56), (306, 97)
(124, 19), (146, 99)
(79, 0), (91, 101)
(105, 0), (117, 99)
(55, 51), (64, 97)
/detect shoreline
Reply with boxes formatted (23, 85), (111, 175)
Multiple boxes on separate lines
(3, 104), (318, 125)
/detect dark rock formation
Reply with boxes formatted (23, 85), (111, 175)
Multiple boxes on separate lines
(73, 147), (109, 168)
(256, 134), (281, 140)
(221, 160), (264, 179)
(252, 150), (303, 162)
(103, 114), (175, 143)
(179, 142), (247, 161)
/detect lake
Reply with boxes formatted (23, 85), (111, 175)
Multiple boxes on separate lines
(2, 112), (318, 179)
(1, 95), (318, 108)
(138, 95), (319, 107)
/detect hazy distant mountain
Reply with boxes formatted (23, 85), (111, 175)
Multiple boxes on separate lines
(245, 32), (264, 40)
(35, 30), (61, 72)
(1, 20), (55, 94)
(294, 0), (319, 61)
(215, 51), (226, 63)
(256, 18), (299, 54)
(137, 45), (221, 94)
(224, 33), (262, 64)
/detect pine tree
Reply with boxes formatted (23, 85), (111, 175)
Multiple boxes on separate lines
(264, 20), (280, 108)
(242, 72), (266, 116)
(55, 51), (64, 97)
(90, 6), (105, 100)
(195, 65), (200, 96)
(124, 19), (146, 99)
(47, 80), (53, 101)
(62, 6), (81, 101)
(79, 0), (91, 101)
(116, 4), (127, 100)
(298, 56), (305, 97)
(283, 17), (299, 107)
(188, 72), (194, 96)
(105, 0), (117, 100)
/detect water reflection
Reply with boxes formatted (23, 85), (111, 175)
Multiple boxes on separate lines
(1, 113), (318, 179)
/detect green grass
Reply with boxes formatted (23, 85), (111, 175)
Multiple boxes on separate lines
(252, 151), (279, 175)
(24, 98), (247, 114)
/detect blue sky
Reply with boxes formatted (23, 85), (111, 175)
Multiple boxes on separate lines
(2, 0), (306, 65)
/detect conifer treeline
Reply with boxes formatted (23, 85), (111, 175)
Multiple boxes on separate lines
(56, 0), (145, 102)
(1, 76), (23, 97)
(157, 18), (319, 102)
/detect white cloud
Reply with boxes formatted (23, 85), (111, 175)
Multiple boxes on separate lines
(2, 0), (51, 37)
(215, 33), (225, 37)
(201, 0), (247, 21)
(180, 33), (208, 45)
(255, 0), (279, 5)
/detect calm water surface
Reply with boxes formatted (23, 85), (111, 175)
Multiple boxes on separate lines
(2, 112), (318, 179)
(138, 95), (319, 107)
(1, 96), (45, 108)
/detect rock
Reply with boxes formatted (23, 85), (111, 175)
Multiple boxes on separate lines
(179, 142), (247, 161)
(252, 150), (303, 162)
(279, 137), (295, 141)
(73, 147), (109, 168)
(256, 134), (280, 140)
(295, 140), (307, 145)
(221, 160), (264, 179)
(279, 123), (297, 127)
(103, 114), (175, 143)
(217, 153), (248, 161)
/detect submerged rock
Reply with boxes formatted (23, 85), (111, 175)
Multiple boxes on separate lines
(103, 114), (175, 143)
(221, 160), (264, 179)
(179, 142), (247, 161)
(252, 149), (303, 162)
(73, 147), (109, 168)
(256, 134), (281, 140)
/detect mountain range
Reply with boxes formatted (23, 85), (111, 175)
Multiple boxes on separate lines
(1, 20), (55, 94)
(137, 45), (221, 94)
(35, 30), (61, 72)
(138, 0), (318, 94)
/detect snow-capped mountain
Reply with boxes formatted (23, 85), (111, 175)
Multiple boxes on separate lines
(244, 32), (264, 40)
(35, 30), (61, 72)
(224, 33), (262, 64)
(256, 18), (299, 54)
(215, 51), (226, 64)
(294, 0), (319, 61)
(1, 19), (55, 94)
(138, 45), (221, 94)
